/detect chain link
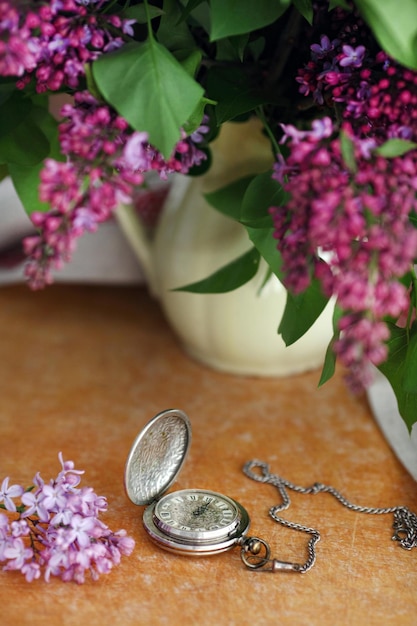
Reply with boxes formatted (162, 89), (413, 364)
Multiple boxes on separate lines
(242, 459), (417, 573)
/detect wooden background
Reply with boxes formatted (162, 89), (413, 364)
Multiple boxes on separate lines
(0, 284), (415, 626)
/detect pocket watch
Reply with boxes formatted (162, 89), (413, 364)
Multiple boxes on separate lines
(124, 409), (252, 557)
(125, 409), (417, 573)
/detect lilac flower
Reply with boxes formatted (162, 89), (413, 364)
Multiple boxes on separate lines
(21, 561), (41, 582)
(310, 35), (338, 59)
(279, 123), (308, 144)
(3, 538), (33, 571)
(67, 514), (96, 547)
(279, 117), (333, 146)
(10, 520), (30, 538)
(122, 132), (151, 170)
(339, 45), (366, 68)
(356, 137), (377, 160)
(21, 486), (53, 522)
(0, 454), (135, 583)
(0, 478), (24, 512)
(310, 117), (334, 140)
(122, 19), (136, 36)
(272, 153), (296, 184)
(41, 483), (68, 511)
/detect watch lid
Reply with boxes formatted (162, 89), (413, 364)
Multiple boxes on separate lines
(124, 409), (191, 506)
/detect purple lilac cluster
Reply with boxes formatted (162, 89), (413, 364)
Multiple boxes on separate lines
(296, 10), (417, 142)
(271, 120), (417, 387)
(0, 453), (135, 584)
(270, 5), (417, 388)
(0, 0), (135, 92)
(23, 93), (208, 288)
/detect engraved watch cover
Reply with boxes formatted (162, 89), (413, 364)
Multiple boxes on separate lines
(124, 409), (191, 506)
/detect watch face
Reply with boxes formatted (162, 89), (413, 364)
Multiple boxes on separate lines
(143, 489), (250, 555)
(154, 489), (240, 540)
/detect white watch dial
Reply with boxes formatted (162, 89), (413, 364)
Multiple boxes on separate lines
(153, 489), (240, 541)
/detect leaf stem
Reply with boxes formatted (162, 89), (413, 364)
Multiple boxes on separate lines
(256, 106), (280, 156)
(406, 265), (417, 339)
(143, 0), (155, 42)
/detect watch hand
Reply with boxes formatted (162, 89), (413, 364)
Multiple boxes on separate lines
(192, 502), (210, 517)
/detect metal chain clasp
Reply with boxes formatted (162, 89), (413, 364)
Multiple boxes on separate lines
(239, 535), (303, 572)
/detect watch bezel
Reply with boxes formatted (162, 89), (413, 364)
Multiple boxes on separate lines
(143, 489), (250, 555)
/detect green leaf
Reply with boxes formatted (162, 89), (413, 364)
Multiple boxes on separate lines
(92, 40), (204, 158)
(205, 175), (254, 220)
(0, 110), (50, 165)
(216, 34), (250, 62)
(205, 171), (284, 226)
(0, 163), (8, 181)
(125, 4), (165, 23)
(206, 66), (282, 123)
(178, 0), (208, 24)
(245, 225), (283, 280)
(402, 331), (417, 393)
(210, 0), (290, 40)
(0, 81), (16, 106)
(378, 324), (417, 431)
(158, 0), (197, 52)
(8, 108), (63, 215)
(354, 0), (417, 70)
(174, 247), (260, 293)
(374, 138), (417, 158)
(340, 130), (356, 172)
(292, 0), (313, 24)
(205, 172), (284, 279)
(248, 36), (266, 61)
(240, 171), (286, 227)
(183, 96), (215, 135)
(318, 304), (343, 386)
(0, 92), (31, 139)
(85, 64), (103, 101)
(176, 49), (202, 77)
(279, 279), (330, 345)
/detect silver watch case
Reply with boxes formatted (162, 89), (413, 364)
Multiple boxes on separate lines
(124, 409), (250, 555)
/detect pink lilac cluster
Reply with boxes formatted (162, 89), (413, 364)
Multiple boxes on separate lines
(0, 453), (135, 584)
(270, 119), (417, 388)
(23, 93), (208, 288)
(0, 0), (135, 92)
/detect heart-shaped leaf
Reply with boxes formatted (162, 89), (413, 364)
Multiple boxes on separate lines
(210, 0), (290, 40)
(93, 40), (204, 158)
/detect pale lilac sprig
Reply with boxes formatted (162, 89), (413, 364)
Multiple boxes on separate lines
(0, 453), (135, 584)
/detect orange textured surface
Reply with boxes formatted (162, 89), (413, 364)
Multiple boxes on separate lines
(0, 284), (416, 626)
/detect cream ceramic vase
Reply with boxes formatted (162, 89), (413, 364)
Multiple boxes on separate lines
(117, 119), (334, 376)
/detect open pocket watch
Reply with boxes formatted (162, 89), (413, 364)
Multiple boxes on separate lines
(124, 408), (284, 569)
(125, 409), (417, 573)
(124, 409), (251, 556)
